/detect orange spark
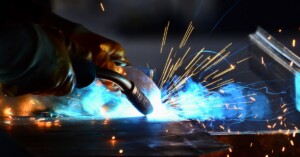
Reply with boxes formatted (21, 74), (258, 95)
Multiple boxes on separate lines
(290, 140), (294, 146)
(292, 39), (296, 47)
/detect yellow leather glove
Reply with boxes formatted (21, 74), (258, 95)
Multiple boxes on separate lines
(70, 32), (130, 91)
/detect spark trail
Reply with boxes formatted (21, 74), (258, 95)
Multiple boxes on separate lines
(51, 21), (272, 124)
(47, 21), (299, 133)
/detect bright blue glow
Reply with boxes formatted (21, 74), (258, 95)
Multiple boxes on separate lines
(54, 78), (271, 122)
(161, 79), (271, 121)
(296, 72), (300, 112)
(55, 81), (144, 119)
(54, 80), (180, 121)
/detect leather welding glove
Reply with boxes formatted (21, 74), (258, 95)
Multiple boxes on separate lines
(69, 32), (130, 91)
(0, 23), (129, 96)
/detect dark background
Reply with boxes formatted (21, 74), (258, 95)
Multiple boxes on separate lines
(1, 0), (299, 117)
(50, 0), (300, 68)
(51, 0), (300, 120)
(52, 0), (300, 35)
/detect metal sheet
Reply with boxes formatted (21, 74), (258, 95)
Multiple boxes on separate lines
(0, 117), (229, 156)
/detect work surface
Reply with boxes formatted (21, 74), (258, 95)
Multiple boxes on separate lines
(1, 117), (300, 157)
(0, 117), (229, 157)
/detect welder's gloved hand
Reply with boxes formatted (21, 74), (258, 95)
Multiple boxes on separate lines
(96, 42), (129, 91)
(70, 32), (130, 91)
(0, 23), (129, 97)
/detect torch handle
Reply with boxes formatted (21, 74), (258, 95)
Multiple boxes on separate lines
(96, 68), (153, 115)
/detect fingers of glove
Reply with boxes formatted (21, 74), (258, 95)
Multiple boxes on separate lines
(95, 52), (120, 91)
(96, 52), (117, 71)
(99, 43), (129, 66)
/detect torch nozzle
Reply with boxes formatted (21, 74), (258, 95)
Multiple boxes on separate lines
(96, 68), (153, 115)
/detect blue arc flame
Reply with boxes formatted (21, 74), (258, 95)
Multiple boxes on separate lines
(54, 78), (271, 122)
(55, 81), (144, 118)
(161, 79), (271, 121)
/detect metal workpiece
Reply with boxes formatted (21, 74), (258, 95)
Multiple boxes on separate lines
(249, 27), (300, 74)
(248, 27), (300, 111)
(0, 117), (229, 156)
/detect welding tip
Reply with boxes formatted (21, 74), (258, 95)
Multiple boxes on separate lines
(96, 68), (153, 115)
(123, 82), (153, 115)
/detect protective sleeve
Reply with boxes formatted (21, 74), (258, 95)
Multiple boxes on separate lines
(0, 23), (75, 96)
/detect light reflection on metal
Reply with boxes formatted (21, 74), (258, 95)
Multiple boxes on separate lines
(210, 130), (300, 135)
(34, 118), (61, 129)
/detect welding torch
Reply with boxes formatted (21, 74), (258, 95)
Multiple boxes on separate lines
(96, 68), (154, 115)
